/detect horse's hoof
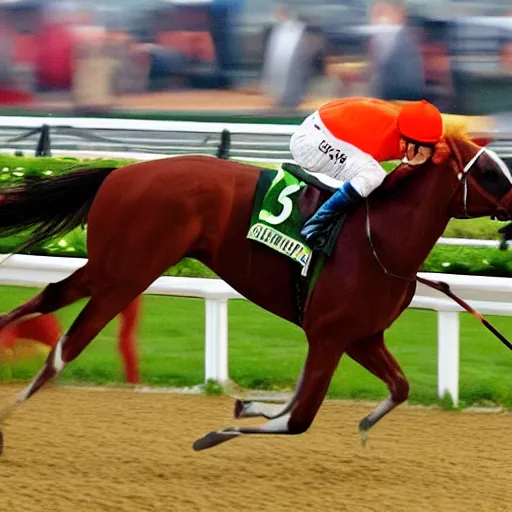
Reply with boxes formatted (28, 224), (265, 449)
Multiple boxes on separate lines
(360, 429), (368, 448)
(359, 417), (372, 432)
(234, 399), (247, 418)
(358, 417), (372, 448)
(192, 430), (241, 451)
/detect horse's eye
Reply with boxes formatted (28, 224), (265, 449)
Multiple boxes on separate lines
(483, 168), (499, 183)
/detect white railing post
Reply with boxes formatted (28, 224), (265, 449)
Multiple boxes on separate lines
(437, 310), (460, 406)
(204, 298), (229, 383)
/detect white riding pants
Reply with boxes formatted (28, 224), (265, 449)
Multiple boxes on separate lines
(289, 111), (387, 197)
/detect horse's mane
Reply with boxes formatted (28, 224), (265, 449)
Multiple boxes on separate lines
(433, 114), (472, 164)
(441, 113), (472, 139)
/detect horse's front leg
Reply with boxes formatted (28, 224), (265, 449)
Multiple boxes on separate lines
(193, 340), (343, 451)
(345, 333), (410, 446)
(233, 366), (304, 419)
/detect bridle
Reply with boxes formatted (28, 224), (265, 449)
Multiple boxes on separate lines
(458, 146), (486, 219)
(457, 146), (512, 221)
(366, 145), (512, 281)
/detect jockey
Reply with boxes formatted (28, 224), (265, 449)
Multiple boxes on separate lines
(291, 97), (444, 245)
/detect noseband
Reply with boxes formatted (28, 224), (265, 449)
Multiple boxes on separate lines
(457, 146), (512, 221)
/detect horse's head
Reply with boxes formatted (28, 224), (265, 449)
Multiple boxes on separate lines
(444, 137), (512, 221)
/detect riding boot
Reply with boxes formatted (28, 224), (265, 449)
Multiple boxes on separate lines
(300, 181), (363, 245)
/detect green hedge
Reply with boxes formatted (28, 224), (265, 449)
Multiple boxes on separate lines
(0, 154), (510, 279)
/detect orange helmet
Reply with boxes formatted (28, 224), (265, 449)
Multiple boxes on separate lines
(397, 100), (443, 145)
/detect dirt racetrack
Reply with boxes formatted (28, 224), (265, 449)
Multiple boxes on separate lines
(0, 385), (511, 512)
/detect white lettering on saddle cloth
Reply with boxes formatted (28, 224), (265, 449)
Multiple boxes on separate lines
(248, 223), (310, 267)
(247, 168), (312, 267)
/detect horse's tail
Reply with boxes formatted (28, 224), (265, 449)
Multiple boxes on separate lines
(0, 166), (117, 254)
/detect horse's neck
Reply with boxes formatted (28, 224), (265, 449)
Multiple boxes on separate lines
(368, 165), (454, 277)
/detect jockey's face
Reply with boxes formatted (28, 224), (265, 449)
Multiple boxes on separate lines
(400, 137), (434, 167)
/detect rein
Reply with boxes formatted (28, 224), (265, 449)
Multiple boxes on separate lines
(365, 147), (512, 352)
(364, 198), (415, 282)
(417, 276), (512, 352)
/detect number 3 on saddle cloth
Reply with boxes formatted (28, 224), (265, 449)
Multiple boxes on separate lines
(247, 163), (347, 324)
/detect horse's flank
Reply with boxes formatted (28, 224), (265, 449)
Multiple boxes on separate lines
(85, 156), (303, 325)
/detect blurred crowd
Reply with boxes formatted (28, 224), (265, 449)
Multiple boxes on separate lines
(1, 0), (512, 114)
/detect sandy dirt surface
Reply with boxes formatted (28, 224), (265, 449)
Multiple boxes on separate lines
(0, 385), (510, 512)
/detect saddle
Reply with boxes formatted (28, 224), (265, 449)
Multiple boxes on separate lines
(281, 162), (348, 255)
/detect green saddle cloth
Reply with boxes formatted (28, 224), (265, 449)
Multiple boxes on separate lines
(247, 162), (346, 268)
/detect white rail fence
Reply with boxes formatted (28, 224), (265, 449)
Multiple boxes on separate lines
(0, 116), (299, 135)
(1, 254), (512, 406)
(0, 113), (511, 168)
(0, 116), (300, 160)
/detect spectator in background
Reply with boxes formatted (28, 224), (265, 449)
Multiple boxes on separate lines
(261, 2), (325, 109)
(35, 0), (77, 90)
(0, 7), (33, 105)
(367, 0), (425, 101)
(419, 19), (455, 112)
(208, 0), (245, 89)
(499, 8), (512, 73)
(0, 9), (14, 86)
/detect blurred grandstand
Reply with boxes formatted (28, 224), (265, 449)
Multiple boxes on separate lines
(0, 0), (512, 115)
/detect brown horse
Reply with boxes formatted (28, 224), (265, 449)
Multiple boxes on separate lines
(0, 131), (510, 453)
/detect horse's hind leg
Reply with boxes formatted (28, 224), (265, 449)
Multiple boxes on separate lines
(345, 332), (410, 446)
(194, 338), (344, 451)
(0, 290), (136, 433)
(0, 267), (89, 331)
